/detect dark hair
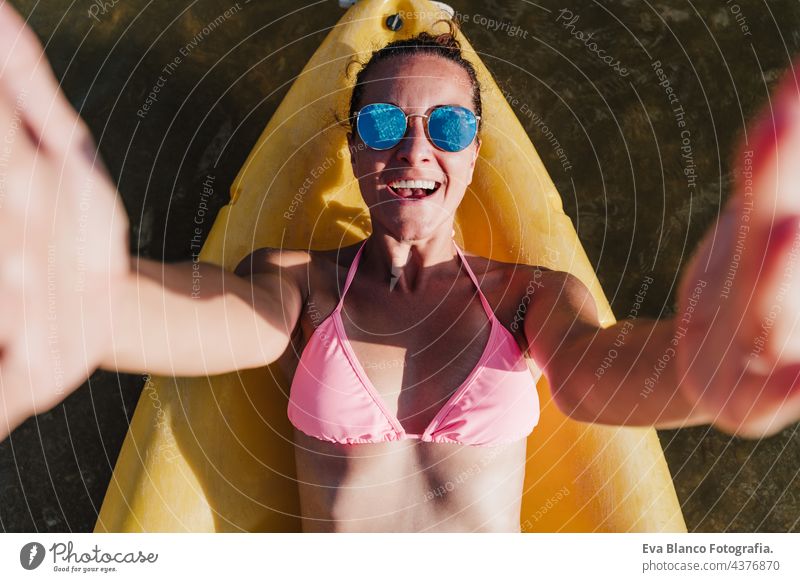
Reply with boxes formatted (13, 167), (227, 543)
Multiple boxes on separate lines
(346, 20), (483, 135)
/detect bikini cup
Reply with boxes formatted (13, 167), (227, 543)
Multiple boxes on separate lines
(287, 239), (541, 446)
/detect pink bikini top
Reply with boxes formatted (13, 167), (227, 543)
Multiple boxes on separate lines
(287, 238), (541, 447)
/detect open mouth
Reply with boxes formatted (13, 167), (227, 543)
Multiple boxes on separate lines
(386, 179), (443, 200)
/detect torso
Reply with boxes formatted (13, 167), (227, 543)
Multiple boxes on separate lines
(271, 242), (545, 532)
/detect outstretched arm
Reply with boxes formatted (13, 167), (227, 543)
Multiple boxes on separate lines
(0, 4), (304, 441)
(0, 4), (129, 439)
(98, 252), (305, 378)
(526, 61), (800, 439)
(524, 271), (714, 430)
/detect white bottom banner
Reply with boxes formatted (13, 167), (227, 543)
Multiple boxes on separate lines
(1, 533), (798, 581)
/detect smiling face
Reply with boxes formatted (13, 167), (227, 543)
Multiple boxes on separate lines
(347, 54), (482, 243)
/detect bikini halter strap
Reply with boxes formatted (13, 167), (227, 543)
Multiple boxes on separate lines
(451, 241), (495, 320)
(335, 239), (368, 311)
(336, 238), (495, 320)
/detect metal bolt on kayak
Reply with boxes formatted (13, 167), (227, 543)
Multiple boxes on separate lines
(385, 13), (403, 31)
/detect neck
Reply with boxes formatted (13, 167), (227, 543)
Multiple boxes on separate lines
(362, 228), (459, 293)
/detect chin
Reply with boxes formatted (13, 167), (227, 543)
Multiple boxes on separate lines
(363, 194), (457, 241)
(384, 224), (429, 242)
(380, 217), (450, 243)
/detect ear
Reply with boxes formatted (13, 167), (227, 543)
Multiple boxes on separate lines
(467, 138), (481, 185)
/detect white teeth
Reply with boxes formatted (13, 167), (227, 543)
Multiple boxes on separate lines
(389, 179), (438, 190)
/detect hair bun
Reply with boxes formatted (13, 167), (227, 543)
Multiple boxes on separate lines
(414, 25), (462, 52)
(343, 17), (482, 132)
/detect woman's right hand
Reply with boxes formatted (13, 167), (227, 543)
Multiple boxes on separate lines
(0, 4), (131, 439)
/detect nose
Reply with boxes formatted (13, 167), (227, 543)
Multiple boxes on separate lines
(395, 115), (433, 165)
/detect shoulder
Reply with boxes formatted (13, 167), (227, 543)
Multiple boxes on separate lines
(233, 243), (362, 300)
(233, 247), (313, 306)
(456, 251), (550, 335)
(461, 250), (597, 329)
(519, 264), (602, 349)
(309, 243), (363, 271)
(501, 259), (596, 322)
(234, 246), (311, 276)
(458, 249), (555, 293)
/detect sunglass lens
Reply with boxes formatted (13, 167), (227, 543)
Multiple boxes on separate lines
(357, 103), (406, 150)
(428, 106), (478, 152)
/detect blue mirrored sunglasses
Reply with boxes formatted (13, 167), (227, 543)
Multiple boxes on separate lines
(355, 103), (480, 153)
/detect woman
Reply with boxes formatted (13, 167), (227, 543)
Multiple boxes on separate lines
(1, 7), (799, 532)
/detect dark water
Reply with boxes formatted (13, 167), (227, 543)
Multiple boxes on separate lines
(1, 0), (798, 532)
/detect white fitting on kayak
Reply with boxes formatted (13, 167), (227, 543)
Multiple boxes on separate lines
(430, 2), (455, 17)
(339, 0), (454, 17)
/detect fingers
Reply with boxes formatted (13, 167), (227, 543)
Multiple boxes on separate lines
(730, 62), (800, 373)
(721, 363), (800, 438)
(0, 355), (32, 440)
(0, 6), (130, 440)
(739, 58), (800, 221)
(739, 215), (800, 374)
(0, 2), (93, 160)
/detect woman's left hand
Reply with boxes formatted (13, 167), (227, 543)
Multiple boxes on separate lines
(675, 62), (800, 438)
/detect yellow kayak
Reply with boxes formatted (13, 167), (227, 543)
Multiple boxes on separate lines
(95, 0), (686, 533)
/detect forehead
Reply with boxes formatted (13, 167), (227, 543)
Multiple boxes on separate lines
(357, 54), (475, 112)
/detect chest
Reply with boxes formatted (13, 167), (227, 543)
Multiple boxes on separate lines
(286, 264), (532, 435)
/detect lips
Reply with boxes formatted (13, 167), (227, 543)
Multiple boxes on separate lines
(386, 178), (443, 200)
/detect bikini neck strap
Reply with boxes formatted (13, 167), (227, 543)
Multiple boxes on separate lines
(336, 238), (369, 310)
(451, 240), (495, 319)
(336, 237), (494, 320)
